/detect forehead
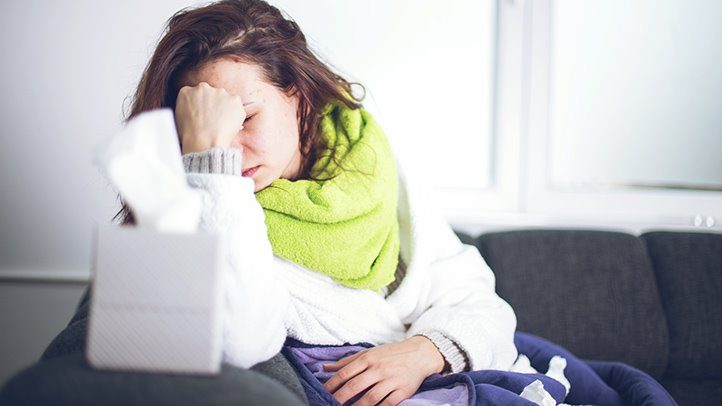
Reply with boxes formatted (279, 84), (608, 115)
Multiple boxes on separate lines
(181, 58), (267, 98)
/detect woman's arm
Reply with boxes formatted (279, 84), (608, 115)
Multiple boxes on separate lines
(384, 165), (518, 374)
(404, 215), (519, 373)
(382, 262), (470, 374)
(183, 147), (290, 369)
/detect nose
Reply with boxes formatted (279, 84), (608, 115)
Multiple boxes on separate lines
(230, 130), (250, 162)
(230, 128), (248, 150)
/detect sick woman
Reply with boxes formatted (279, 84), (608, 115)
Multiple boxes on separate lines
(113, 1), (520, 405)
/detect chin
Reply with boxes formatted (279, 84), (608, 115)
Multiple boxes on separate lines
(252, 178), (270, 193)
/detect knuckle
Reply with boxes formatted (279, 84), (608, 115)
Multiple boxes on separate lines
(365, 390), (384, 404)
(381, 392), (404, 406)
(337, 370), (351, 381)
(358, 353), (372, 364)
(381, 398), (399, 406)
(366, 365), (384, 378)
(347, 380), (363, 393)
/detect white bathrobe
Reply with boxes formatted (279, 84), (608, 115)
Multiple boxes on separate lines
(185, 163), (519, 373)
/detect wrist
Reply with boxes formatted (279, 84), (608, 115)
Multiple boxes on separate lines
(181, 139), (208, 155)
(409, 335), (445, 375)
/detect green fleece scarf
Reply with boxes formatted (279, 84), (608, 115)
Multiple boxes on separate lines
(255, 99), (399, 292)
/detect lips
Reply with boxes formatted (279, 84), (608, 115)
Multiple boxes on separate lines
(242, 166), (259, 177)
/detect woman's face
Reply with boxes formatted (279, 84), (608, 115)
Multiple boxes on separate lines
(180, 58), (302, 192)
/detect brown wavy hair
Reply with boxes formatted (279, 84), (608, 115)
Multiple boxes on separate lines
(114, 0), (365, 225)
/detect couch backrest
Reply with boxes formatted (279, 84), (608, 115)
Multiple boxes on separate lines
(641, 231), (722, 379)
(472, 229), (669, 379)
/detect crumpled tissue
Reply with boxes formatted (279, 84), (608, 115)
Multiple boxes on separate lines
(94, 108), (201, 233)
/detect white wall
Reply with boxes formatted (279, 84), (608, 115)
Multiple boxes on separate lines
(0, 0), (208, 274)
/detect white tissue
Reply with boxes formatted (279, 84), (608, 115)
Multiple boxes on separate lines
(546, 355), (571, 396)
(513, 354), (572, 404)
(510, 354), (539, 374)
(94, 108), (201, 233)
(520, 380), (557, 406)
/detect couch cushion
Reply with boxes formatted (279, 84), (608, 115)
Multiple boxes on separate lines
(38, 286), (308, 403)
(659, 377), (722, 406)
(476, 230), (669, 379)
(641, 231), (722, 379)
(0, 353), (308, 406)
(454, 230), (475, 246)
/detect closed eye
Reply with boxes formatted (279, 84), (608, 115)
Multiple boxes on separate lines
(244, 114), (254, 123)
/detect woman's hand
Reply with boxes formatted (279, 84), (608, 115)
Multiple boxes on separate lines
(322, 335), (445, 406)
(174, 81), (246, 154)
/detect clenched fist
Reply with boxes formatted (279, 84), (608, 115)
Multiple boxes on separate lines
(174, 81), (248, 155)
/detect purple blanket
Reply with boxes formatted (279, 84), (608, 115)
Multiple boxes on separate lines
(281, 332), (677, 405)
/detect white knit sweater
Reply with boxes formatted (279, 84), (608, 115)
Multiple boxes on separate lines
(182, 148), (519, 374)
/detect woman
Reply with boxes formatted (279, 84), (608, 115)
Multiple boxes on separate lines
(117, 0), (518, 404)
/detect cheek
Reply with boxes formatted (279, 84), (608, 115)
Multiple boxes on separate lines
(275, 111), (301, 156)
(244, 125), (295, 167)
(236, 134), (265, 165)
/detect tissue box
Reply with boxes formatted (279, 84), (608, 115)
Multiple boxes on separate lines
(86, 224), (224, 375)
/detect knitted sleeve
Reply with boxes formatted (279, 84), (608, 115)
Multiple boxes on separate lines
(182, 147), (243, 176)
(416, 331), (470, 374)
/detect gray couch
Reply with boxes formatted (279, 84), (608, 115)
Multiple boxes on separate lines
(1, 229), (719, 405)
(458, 229), (722, 406)
(0, 286), (309, 406)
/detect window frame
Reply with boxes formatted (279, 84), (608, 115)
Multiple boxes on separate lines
(448, 0), (722, 234)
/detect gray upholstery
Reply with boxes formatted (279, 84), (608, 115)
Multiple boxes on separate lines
(658, 378), (722, 406)
(0, 353), (306, 406)
(0, 287), (309, 406)
(475, 230), (669, 379)
(641, 232), (722, 379)
(39, 288), (90, 361)
(460, 228), (722, 406)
